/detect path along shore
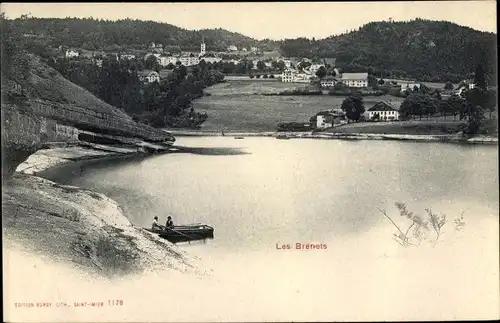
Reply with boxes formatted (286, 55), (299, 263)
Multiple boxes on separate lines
(166, 129), (498, 144)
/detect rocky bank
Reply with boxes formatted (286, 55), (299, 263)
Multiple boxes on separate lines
(2, 52), (206, 278)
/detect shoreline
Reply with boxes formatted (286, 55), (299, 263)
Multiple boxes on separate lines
(165, 129), (498, 144)
(4, 140), (208, 279)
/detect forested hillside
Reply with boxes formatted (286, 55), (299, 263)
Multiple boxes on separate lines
(7, 17), (266, 51)
(280, 19), (497, 83)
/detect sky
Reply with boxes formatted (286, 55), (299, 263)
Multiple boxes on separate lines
(1, 2), (497, 40)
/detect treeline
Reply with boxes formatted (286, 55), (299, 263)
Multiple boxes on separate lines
(280, 19), (497, 83)
(6, 17), (273, 52)
(48, 56), (224, 127)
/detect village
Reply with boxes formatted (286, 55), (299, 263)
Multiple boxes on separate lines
(61, 38), (484, 133)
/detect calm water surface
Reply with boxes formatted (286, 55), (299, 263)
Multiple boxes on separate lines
(44, 137), (498, 253)
(40, 137), (499, 320)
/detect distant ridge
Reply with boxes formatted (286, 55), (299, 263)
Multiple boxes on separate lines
(7, 17), (497, 82)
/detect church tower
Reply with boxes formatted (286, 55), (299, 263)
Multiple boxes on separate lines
(200, 36), (206, 57)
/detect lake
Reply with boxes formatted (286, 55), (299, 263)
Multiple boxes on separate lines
(41, 137), (499, 321)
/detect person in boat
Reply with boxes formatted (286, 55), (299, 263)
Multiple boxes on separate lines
(152, 216), (163, 230)
(165, 216), (174, 229)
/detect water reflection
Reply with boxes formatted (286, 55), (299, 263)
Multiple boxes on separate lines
(172, 146), (250, 156)
(40, 137), (498, 254)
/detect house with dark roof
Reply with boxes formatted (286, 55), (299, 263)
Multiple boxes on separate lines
(367, 101), (399, 121)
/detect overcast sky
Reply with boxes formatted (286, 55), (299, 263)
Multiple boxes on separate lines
(2, 2), (496, 40)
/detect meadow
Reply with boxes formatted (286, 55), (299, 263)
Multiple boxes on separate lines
(194, 81), (405, 131)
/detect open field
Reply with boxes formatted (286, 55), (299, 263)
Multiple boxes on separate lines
(194, 81), (405, 131)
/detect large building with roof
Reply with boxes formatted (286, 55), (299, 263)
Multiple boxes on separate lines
(341, 72), (369, 88)
(367, 101), (400, 121)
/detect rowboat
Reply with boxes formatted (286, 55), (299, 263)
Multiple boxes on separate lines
(144, 224), (214, 244)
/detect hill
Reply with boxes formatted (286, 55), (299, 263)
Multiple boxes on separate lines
(1, 15), (175, 176)
(280, 19), (497, 83)
(7, 17), (264, 52)
(7, 17), (497, 83)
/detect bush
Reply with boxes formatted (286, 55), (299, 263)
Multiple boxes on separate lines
(378, 202), (466, 247)
(444, 81), (454, 90)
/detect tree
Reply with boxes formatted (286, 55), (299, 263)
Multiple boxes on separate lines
(400, 93), (438, 120)
(434, 90), (442, 101)
(438, 95), (464, 120)
(483, 89), (497, 119)
(341, 93), (365, 121)
(368, 74), (377, 87)
(473, 64), (487, 90)
(298, 61), (312, 70)
(444, 81), (454, 90)
(315, 66), (327, 79)
(145, 55), (160, 70)
(276, 60), (286, 71)
(257, 60), (266, 71)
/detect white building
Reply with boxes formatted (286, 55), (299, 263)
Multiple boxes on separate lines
(159, 56), (179, 66)
(367, 101), (399, 121)
(65, 49), (79, 58)
(317, 113), (333, 129)
(179, 55), (200, 66)
(251, 46), (258, 52)
(200, 56), (222, 64)
(341, 72), (369, 88)
(314, 110), (347, 129)
(320, 76), (338, 88)
(145, 71), (160, 83)
(200, 38), (206, 57)
(227, 45), (238, 51)
(400, 82), (421, 93)
(456, 81), (476, 96)
(294, 72), (312, 83)
(281, 69), (296, 82)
